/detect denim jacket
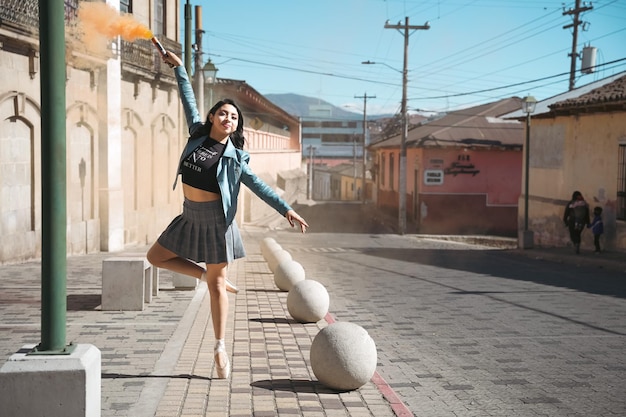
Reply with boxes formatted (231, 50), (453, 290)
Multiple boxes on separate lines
(172, 66), (292, 226)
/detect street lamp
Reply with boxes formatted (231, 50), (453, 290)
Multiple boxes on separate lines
(343, 105), (361, 200)
(361, 60), (402, 73)
(202, 59), (218, 108)
(352, 134), (357, 200)
(520, 94), (537, 249)
(358, 94), (371, 204)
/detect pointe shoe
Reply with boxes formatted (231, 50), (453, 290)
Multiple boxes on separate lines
(225, 278), (239, 294)
(214, 349), (231, 379)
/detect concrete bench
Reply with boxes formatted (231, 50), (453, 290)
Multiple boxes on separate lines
(172, 272), (199, 289)
(101, 257), (152, 311)
(119, 253), (160, 297)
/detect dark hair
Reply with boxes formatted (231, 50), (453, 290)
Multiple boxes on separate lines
(191, 98), (246, 149)
(571, 191), (582, 200)
(594, 206), (603, 215)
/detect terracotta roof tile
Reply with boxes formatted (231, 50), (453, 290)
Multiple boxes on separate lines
(550, 74), (626, 110)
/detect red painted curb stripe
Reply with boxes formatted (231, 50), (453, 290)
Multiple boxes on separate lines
(323, 312), (413, 417)
(324, 312), (336, 324)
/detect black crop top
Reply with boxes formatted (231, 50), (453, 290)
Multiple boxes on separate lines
(181, 137), (226, 193)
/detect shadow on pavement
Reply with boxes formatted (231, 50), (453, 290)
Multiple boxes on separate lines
(101, 372), (211, 381)
(251, 379), (342, 394)
(249, 317), (300, 325)
(67, 294), (101, 311)
(358, 247), (626, 299)
(288, 202), (626, 298)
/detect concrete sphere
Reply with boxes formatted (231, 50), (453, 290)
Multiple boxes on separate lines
(267, 248), (292, 273)
(310, 322), (377, 391)
(287, 280), (329, 323)
(274, 259), (305, 291)
(260, 237), (280, 261)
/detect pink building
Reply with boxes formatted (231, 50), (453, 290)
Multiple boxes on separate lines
(370, 97), (524, 236)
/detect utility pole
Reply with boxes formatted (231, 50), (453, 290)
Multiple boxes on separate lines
(184, 0), (192, 76)
(194, 5), (204, 116)
(563, 0), (593, 91)
(308, 145), (314, 200)
(355, 93), (375, 204)
(384, 17), (430, 234)
(352, 134), (357, 200)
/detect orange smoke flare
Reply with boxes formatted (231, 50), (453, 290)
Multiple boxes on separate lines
(151, 36), (167, 57)
(77, 2), (153, 42)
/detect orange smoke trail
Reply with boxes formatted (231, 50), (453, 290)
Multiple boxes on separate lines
(76, 2), (153, 43)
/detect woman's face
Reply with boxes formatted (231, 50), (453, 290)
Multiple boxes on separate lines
(209, 104), (240, 138)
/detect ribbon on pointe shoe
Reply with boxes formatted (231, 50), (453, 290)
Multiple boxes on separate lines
(214, 348), (231, 379)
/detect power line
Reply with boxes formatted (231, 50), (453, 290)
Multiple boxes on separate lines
(198, 2), (624, 108)
(207, 53), (402, 88)
(408, 25), (626, 104)
(416, 8), (565, 78)
(413, 57), (626, 100)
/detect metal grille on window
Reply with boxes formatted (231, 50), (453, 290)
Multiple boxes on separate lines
(618, 144), (626, 221)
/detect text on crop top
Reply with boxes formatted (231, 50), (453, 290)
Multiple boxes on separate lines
(181, 137), (226, 193)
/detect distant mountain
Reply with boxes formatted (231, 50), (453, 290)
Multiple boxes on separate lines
(265, 93), (391, 120)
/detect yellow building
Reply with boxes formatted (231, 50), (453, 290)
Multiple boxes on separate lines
(506, 73), (626, 253)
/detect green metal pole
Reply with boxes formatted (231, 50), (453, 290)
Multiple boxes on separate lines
(184, 0), (192, 76)
(37, 0), (68, 353)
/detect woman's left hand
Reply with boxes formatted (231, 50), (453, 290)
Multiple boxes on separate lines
(285, 210), (309, 233)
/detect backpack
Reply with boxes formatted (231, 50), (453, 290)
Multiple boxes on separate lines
(572, 203), (588, 230)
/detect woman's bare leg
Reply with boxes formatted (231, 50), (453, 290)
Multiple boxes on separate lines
(205, 262), (231, 378)
(146, 242), (204, 279)
(147, 242), (238, 293)
(204, 262), (229, 340)
(147, 242), (231, 338)
(148, 242), (231, 377)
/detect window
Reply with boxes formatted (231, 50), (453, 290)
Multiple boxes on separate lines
(120, 0), (132, 13)
(302, 121), (322, 128)
(390, 153), (395, 191)
(65, 0), (80, 20)
(618, 144), (626, 220)
(154, 0), (164, 36)
(326, 135), (354, 144)
(327, 121), (357, 128)
(380, 154), (386, 187)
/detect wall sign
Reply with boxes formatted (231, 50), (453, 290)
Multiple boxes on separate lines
(444, 154), (480, 176)
(424, 169), (444, 185)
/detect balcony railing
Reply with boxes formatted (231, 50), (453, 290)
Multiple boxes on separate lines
(0, 0), (181, 77)
(0, 0), (42, 28)
(121, 36), (182, 75)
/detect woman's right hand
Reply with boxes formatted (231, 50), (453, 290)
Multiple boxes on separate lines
(162, 51), (182, 68)
(285, 210), (309, 234)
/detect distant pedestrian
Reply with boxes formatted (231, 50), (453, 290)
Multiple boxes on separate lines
(587, 206), (604, 253)
(563, 191), (590, 254)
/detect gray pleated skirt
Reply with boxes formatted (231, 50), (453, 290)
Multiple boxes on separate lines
(157, 198), (245, 264)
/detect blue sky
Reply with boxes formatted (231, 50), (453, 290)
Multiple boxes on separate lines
(182, 0), (626, 115)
